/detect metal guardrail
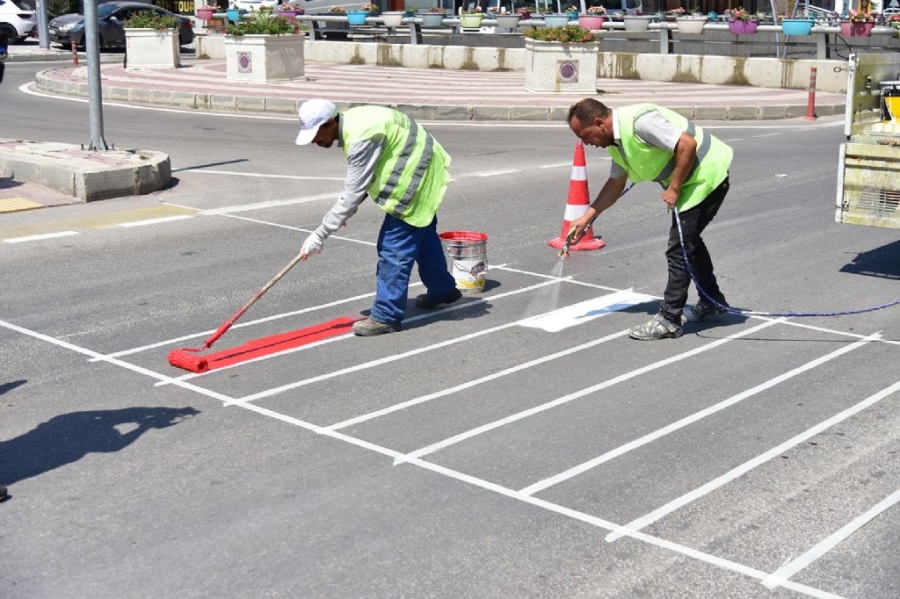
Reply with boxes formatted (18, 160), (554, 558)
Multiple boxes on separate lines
(202, 12), (900, 58)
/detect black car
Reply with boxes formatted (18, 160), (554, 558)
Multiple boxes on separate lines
(48, 1), (194, 49)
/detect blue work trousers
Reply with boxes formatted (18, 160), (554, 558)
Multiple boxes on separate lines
(370, 214), (456, 326)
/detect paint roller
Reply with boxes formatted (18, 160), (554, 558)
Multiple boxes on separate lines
(168, 251), (305, 373)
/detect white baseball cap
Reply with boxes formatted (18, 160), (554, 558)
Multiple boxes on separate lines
(295, 99), (337, 146)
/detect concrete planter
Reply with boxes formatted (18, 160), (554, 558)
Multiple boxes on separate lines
(225, 33), (305, 83)
(125, 28), (181, 69)
(524, 38), (598, 93)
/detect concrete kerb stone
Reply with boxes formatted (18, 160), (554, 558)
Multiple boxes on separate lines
(0, 139), (171, 202)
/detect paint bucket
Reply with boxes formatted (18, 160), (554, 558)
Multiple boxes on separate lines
(439, 231), (488, 294)
(880, 81), (900, 124)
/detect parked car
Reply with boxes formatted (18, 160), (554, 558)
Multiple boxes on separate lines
(0, 0), (36, 45)
(48, 1), (194, 49)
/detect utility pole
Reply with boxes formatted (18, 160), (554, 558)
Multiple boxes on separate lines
(83, 0), (108, 151)
(36, 0), (49, 50)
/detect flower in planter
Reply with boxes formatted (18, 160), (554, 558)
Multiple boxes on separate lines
(279, 1), (304, 13)
(566, 5), (579, 12)
(427, 6), (446, 12)
(667, 7), (685, 16)
(125, 10), (181, 29)
(516, 7), (531, 15)
(847, 9), (875, 23)
(524, 25), (595, 42)
(361, 3), (380, 14)
(725, 7), (759, 21)
(461, 6), (482, 14)
(226, 10), (297, 35)
(587, 6), (606, 15)
(328, 5), (346, 13)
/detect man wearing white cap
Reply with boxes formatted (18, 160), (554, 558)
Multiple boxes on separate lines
(296, 99), (462, 336)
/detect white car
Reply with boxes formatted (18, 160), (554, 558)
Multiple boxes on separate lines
(233, 0), (365, 14)
(0, 0), (35, 44)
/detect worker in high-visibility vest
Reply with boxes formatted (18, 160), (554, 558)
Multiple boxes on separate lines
(567, 98), (734, 341)
(296, 99), (461, 337)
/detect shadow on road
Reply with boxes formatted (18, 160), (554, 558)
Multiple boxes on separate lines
(0, 406), (200, 490)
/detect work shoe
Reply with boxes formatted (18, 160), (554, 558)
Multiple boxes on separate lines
(682, 300), (729, 323)
(629, 314), (683, 341)
(352, 317), (401, 337)
(415, 288), (462, 310)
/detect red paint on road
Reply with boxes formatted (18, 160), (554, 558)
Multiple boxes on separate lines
(201, 316), (360, 371)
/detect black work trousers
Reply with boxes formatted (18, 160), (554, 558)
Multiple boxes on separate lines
(659, 177), (729, 324)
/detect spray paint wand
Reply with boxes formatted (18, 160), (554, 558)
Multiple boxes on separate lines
(558, 184), (633, 259)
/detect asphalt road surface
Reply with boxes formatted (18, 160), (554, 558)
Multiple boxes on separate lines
(2, 62), (900, 598)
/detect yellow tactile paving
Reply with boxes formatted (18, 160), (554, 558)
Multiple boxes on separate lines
(0, 204), (199, 242)
(0, 198), (44, 213)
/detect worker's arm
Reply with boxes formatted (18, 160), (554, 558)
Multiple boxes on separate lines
(301, 137), (384, 259)
(569, 174), (629, 242)
(661, 132), (697, 209)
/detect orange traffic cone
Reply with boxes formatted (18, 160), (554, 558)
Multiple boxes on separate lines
(548, 141), (605, 252)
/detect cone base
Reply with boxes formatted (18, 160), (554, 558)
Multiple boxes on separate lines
(548, 237), (606, 251)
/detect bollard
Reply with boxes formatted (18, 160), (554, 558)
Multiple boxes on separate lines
(805, 66), (818, 121)
(71, 39), (78, 66)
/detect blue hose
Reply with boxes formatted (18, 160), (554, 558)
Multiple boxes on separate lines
(673, 207), (900, 318)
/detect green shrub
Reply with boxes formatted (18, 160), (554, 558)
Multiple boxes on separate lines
(124, 11), (181, 30)
(523, 25), (596, 43)
(226, 11), (297, 36)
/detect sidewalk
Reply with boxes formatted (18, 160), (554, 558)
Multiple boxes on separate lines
(2, 38), (847, 211)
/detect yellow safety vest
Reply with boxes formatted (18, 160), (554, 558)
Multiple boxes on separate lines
(610, 104), (732, 212)
(341, 106), (451, 227)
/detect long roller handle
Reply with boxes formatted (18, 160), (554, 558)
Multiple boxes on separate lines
(201, 250), (305, 351)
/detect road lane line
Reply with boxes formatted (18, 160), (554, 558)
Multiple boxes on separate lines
(606, 349), (897, 544)
(221, 277), (564, 404)
(235, 400), (846, 599)
(520, 335), (876, 496)
(4, 231), (79, 243)
(762, 488), (900, 590)
(0, 318), (234, 403)
(327, 328), (631, 431)
(393, 319), (783, 466)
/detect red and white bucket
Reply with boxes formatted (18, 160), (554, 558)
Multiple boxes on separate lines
(439, 231), (488, 294)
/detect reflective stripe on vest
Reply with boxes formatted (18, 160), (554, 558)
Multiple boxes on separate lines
(341, 106), (449, 226)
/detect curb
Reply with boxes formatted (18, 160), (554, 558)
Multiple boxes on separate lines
(31, 70), (847, 122)
(0, 139), (171, 202)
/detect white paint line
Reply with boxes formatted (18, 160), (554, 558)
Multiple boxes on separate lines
(393, 318), (783, 466)
(0, 318), (234, 403)
(492, 264), (624, 291)
(474, 169), (520, 177)
(520, 335), (875, 496)
(177, 169), (345, 181)
(119, 215), (194, 228)
(4, 231), (79, 243)
(236, 401), (845, 599)
(188, 193), (336, 214)
(519, 289), (656, 332)
(606, 344), (897, 544)
(539, 162), (576, 169)
(100, 290), (380, 359)
(762, 488), (900, 590)
(327, 328), (630, 431)
(210, 212), (378, 247)
(222, 277), (564, 405)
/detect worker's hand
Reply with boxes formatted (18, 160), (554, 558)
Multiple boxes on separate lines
(662, 188), (678, 210)
(300, 231), (326, 260)
(568, 214), (591, 245)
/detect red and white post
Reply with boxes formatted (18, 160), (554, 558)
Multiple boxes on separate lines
(805, 66), (818, 121)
